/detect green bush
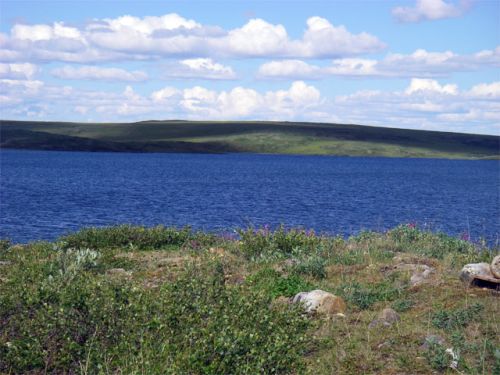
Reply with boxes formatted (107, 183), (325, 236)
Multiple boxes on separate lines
(0, 250), (310, 374)
(247, 268), (314, 298)
(388, 224), (478, 259)
(151, 262), (310, 374)
(237, 225), (322, 259)
(0, 239), (11, 252)
(431, 303), (484, 330)
(60, 225), (203, 250)
(335, 281), (404, 310)
(291, 256), (327, 279)
(391, 298), (414, 312)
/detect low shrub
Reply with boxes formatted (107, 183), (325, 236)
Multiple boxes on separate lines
(237, 225), (322, 259)
(291, 256), (327, 279)
(335, 281), (404, 310)
(247, 268), (314, 298)
(0, 252), (311, 374)
(431, 303), (484, 330)
(60, 225), (210, 251)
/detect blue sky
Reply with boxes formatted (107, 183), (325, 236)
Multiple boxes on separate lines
(0, 0), (498, 134)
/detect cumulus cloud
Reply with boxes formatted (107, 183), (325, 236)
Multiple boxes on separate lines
(1, 76), (498, 134)
(163, 58), (236, 80)
(405, 78), (458, 95)
(392, 0), (473, 23)
(1, 14), (385, 63)
(257, 47), (500, 79)
(51, 65), (148, 81)
(0, 63), (38, 79)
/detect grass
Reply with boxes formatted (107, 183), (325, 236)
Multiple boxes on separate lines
(0, 224), (499, 374)
(1, 119), (499, 159)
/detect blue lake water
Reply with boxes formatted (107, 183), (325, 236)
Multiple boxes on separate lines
(1, 149), (499, 244)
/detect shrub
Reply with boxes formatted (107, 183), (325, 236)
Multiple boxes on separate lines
(150, 262), (311, 374)
(335, 281), (403, 310)
(431, 303), (484, 330)
(0, 253), (311, 374)
(237, 225), (322, 259)
(60, 225), (197, 250)
(0, 239), (11, 252)
(247, 268), (314, 298)
(391, 298), (414, 312)
(291, 256), (327, 279)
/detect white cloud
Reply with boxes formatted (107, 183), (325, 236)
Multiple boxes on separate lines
(0, 63), (38, 79)
(12, 22), (82, 41)
(164, 58), (236, 80)
(405, 78), (458, 95)
(1, 77), (498, 135)
(467, 82), (500, 98)
(258, 60), (321, 79)
(392, 0), (473, 23)
(1, 14), (385, 63)
(257, 47), (500, 79)
(51, 65), (148, 81)
(151, 87), (180, 103)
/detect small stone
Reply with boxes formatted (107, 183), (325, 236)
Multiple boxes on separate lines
(292, 290), (346, 316)
(369, 307), (400, 328)
(420, 334), (446, 350)
(0, 261), (11, 266)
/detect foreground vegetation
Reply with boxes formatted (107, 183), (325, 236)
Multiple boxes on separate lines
(1, 120), (499, 159)
(0, 224), (498, 374)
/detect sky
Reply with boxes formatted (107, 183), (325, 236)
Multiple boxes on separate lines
(0, 0), (499, 135)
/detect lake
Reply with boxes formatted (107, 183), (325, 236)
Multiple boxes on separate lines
(1, 149), (499, 244)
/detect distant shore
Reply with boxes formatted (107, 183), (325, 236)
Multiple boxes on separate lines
(1, 119), (499, 159)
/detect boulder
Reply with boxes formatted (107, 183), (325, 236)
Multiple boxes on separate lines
(459, 262), (494, 284)
(292, 290), (346, 316)
(490, 255), (500, 279)
(369, 307), (400, 328)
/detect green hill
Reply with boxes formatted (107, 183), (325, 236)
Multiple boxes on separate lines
(1, 119), (498, 159)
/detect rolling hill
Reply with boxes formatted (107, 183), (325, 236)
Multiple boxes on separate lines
(1, 120), (498, 159)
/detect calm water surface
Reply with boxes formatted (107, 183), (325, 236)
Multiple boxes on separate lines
(1, 149), (499, 244)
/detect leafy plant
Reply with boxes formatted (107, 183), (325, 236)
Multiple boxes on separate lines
(247, 268), (314, 298)
(336, 281), (403, 310)
(431, 303), (484, 330)
(291, 255), (327, 279)
(237, 225), (322, 259)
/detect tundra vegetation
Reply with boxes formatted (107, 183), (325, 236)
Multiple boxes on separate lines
(0, 224), (498, 374)
(1, 120), (499, 159)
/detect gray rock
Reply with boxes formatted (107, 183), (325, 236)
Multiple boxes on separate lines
(0, 261), (11, 266)
(409, 265), (434, 286)
(420, 334), (446, 350)
(459, 262), (493, 284)
(369, 307), (400, 328)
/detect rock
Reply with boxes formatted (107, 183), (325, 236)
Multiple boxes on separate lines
(410, 265), (434, 286)
(292, 290), (346, 316)
(420, 334), (446, 350)
(490, 255), (500, 279)
(369, 307), (400, 328)
(459, 262), (494, 284)
(0, 261), (11, 266)
(384, 259), (435, 287)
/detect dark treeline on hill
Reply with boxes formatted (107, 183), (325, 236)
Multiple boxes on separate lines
(0, 119), (498, 159)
